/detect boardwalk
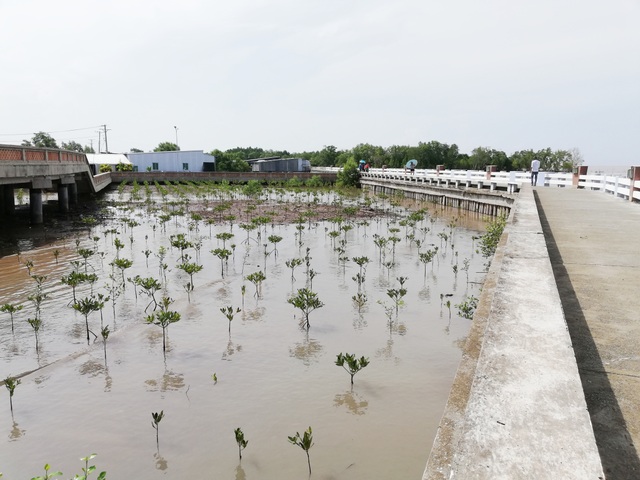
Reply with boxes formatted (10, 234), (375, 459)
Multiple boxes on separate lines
(535, 188), (640, 479)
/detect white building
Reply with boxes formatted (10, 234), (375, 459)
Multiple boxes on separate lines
(86, 153), (132, 174)
(126, 150), (216, 172)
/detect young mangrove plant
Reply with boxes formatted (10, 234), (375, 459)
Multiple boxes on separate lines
(285, 258), (303, 282)
(268, 234), (283, 257)
(288, 426), (314, 475)
(234, 427), (249, 461)
(151, 411), (164, 449)
(245, 271), (266, 298)
(456, 295), (479, 320)
(111, 257), (133, 289)
(4, 375), (20, 414)
(77, 453), (106, 480)
(335, 352), (370, 386)
(73, 295), (101, 345)
(146, 297), (181, 354)
(27, 317), (42, 353)
(288, 288), (324, 330)
(1, 303), (24, 334)
(479, 214), (507, 261)
(177, 261), (203, 290)
(211, 248), (232, 278)
(220, 306), (241, 335)
(352, 292), (367, 312)
(418, 248), (437, 278)
(137, 276), (162, 312)
(101, 325), (110, 364)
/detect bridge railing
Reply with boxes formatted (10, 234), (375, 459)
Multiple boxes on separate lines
(313, 165), (640, 202)
(0, 144), (87, 164)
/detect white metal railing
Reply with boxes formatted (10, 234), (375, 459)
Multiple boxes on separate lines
(311, 166), (640, 202)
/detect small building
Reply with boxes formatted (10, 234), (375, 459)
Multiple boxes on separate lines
(86, 153), (132, 174)
(250, 157), (311, 173)
(126, 150), (216, 172)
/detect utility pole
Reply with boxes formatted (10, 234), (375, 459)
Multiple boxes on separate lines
(96, 130), (102, 153)
(102, 124), (110, 153)
(174, 126), (179, 149)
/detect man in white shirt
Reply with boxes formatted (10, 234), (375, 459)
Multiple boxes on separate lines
(530, 158), (541, 186)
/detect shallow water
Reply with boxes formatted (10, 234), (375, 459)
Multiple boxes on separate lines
(0, 189), (487, 479)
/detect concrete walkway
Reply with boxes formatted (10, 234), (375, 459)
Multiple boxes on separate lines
(535, 187), (640, 479)
(424, 185), (604, 479)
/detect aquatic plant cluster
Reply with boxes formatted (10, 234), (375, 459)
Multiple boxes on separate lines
(0, 180), (491, 478)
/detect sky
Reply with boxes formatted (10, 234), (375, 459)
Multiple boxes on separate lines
(0, 0), (638, 166)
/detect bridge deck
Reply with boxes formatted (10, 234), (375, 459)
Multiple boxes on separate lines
(425, 185), (607, 479)
(535, 187), (640, 479)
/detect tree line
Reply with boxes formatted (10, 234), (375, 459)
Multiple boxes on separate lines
(209, 142), (583, 173)
(21, 132), (583, 173)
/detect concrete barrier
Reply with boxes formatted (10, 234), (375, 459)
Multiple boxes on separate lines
(423, 184), (604, 479)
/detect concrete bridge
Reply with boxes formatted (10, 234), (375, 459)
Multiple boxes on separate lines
(0, 144), (110, 223)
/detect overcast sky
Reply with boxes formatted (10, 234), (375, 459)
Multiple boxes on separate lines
(1, 0), (638, 166)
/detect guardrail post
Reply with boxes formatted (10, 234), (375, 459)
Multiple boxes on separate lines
(630, 166), (640, 202)
(485, 165), (496, 180)
(436, 165), (444, 177)
(573, 165), (588, 188)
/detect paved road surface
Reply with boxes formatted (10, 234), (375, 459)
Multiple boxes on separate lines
(535, 188), (640, 480)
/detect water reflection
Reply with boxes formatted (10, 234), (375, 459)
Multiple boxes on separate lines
(222, 339), (243, 360)
(242, 307), (265, 323)
(289, 331), (324, 366)
(145, 369), (185, 392)
(334, 390), (369, 415)
(235, 463), (246, 480)
(78, 358), (105, 377)
(8, 420), (26, 441)
(153, 451), (168, 471)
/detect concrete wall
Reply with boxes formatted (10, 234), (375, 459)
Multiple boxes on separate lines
(423, 184), (604, 479)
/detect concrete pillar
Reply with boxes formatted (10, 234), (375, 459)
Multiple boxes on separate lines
(3, 186), (15, 215)
(486, 165), (497, 180)
(68, 182), (78, 205)
(58, 184), (69, 213)
(630, 166), (640, 203)
(573, 165), (588, 188)
(29, 189), (43, 224)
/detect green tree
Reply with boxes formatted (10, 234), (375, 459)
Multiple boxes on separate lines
(210, 149), (251, 172)
(23, 131), (58, 148)
(61, 140), (84, 152)
(154, 142), (179, 152)
(336, 157), (360, 188)
(312, 145), (339, 166)
(130, 147), (143, 153)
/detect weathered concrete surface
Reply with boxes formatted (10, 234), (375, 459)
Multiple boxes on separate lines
(535, 187), (640, 479)
(424, 185), (604, 479)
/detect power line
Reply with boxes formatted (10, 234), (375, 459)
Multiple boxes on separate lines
(0, 125), (104, 136)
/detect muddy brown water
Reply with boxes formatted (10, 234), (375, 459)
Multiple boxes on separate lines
(0, 189), (488, 479)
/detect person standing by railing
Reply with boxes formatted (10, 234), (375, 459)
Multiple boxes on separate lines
(531, 158), (541, 186)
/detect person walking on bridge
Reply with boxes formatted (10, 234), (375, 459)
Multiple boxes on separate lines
(530, 157), (541, 186)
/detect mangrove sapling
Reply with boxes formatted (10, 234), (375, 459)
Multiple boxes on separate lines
(211, 248), (232, 278)
(288, 288), (324, 330)
(4, 375), (20, 414)
(152, 411), (164, 449)
(418, 248), (437, 278)
(234, 427), (249, 461)
(245, 271), (266, 298)
(24, 259), (34, 275)
(268, 234), (283, 257)
(142, 249), (152, 267)
(73, 295), (101, 344)
(288, 426), (314, 475)
(1, 303), (24, 334)
(77, 453), (107, 480)
(146, 297), (181, 354)
(101, 325), (110, 364)
(111, 257), (133, 288)
(220, 306), (241, 335)
(27, 317), (42, 353)
(352, 292), (367, 312)
(77, 248), (95, 273)
(215, 231), (234, 249)
(456, 296), (478, 320)
(53, 249), (60, 264)
(138, 277), (162, 312)
(31, 462), (63, 479)
(170, 233), (193, 262)
(113, 237), (125, 258)
(335, 353), (370, 386)
(177, 261), (203, 289)
(285, 258), (303, 282)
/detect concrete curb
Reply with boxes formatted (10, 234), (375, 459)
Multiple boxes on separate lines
(423, 185), (604, 479)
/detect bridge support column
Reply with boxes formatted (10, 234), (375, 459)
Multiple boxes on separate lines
(68, 182), (78, 206)
(29, 189), (43, 224)
(3, 186), (15, 215)
(58, 184), (69, 213)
